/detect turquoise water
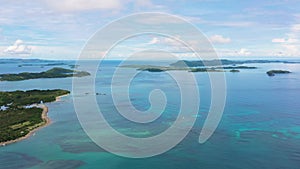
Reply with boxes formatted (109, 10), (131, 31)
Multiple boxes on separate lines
(0, 59), (300, 169)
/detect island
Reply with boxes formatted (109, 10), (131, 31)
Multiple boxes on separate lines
(189, 68), (223, 72)
(266, 70), (291, 76)
(18, 63), (67, 67)
(137, 66), (168, 72)
(170, 59), (300, 67)
(214, 66), (257, 69)
(120, 60), (299, 75)
(0, 89), (70, 145)
(120, 64), (254, 73)
(121, 65), (189, 72)
(69, 64), (80, 69)
(0, 67), (90, 81)
(230, 69), (240, 73)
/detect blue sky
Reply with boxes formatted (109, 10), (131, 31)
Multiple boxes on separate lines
(0, 0), (299, 59)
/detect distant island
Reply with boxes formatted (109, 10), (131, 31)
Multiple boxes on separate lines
(266, 70), (291, 76)
(189, 68), (224, 72)
(230, 69), (240, 73)
(18, 63), (79, 69)
(170, 59), (300, 67)
(0, 67), (90, 81)
(139, 68), (166, 72)
(214, 66), (257, 69)
(120, 63), (257, 73)
(0, 58), (78, 68)
(121, 65), (188, 72)
(0, 89), (70, 145)
(120, 60), (300, 75)
(18, 63), (67, 67)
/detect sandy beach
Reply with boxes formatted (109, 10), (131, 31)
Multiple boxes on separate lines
(56, 94), (69, 102)
(0, 94), (68, 146)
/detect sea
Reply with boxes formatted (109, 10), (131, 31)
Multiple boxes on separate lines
(0, 59), (299, 169)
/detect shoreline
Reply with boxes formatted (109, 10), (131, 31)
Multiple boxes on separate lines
(55, 94), (69, 102)
(0, 94), (68, 147)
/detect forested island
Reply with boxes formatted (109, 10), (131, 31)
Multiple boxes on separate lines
(266, 70), (291, 76)
(0, 67), (90, 81)
(0, 89), (70, 144)
(230, 69), (240, 73)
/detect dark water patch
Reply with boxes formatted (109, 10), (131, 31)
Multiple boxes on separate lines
(0, 152), (43, 169)
(39, 160), (85, 169)
(59, 141), (104, 154)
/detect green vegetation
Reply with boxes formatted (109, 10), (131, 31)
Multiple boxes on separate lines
(0, 108), (44, 143)
(230, 69), (240, 73)
(215, 66), (257, 69)
(189, 68), (223, 72)
(0, 89), (70, 107)
(121, 61), (297, 75)
(139, 68), (165, 72)
(122, 65), (189, 71)
(266, 70), (291, 76)
(122, 65), (231, 72)
(18, 63), (66, 67)
(0, 67), (90, 81)
(0, 89), (70, 143)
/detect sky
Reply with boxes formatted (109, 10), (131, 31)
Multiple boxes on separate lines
(0, 0), (299, 60)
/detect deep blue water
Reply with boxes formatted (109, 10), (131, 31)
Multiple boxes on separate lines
(0, 59), (300, 169)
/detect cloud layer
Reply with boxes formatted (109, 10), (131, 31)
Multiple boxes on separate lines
(0, 1), (299, 59)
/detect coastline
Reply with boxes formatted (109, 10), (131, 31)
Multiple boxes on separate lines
(55, 94), (69, 102)
(0, 94), (68, 147)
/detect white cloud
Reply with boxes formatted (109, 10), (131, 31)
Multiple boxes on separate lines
(210, 35), (231, 44)
(0, 28), (4, 40)
(148, 37), (160, 44)
(287, 38), (299, 43)
(134, 14), (184, 25)
(271, 24), (300, 56)
(147, 36), (183, 48)
(214, 48), (253, 57)
(209, 21), (255, 27)
(45, 0), (123, 12)
(282, 44), (299, 55)
(45, 0), (157, 12)
(135, 0), (154, 8)
(272, 38), (286, 43)
(4, 39), (33, 55)
(291, 24), (300, 32)
(272, 38), (298, 43)
(237, 48), (251, 56)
